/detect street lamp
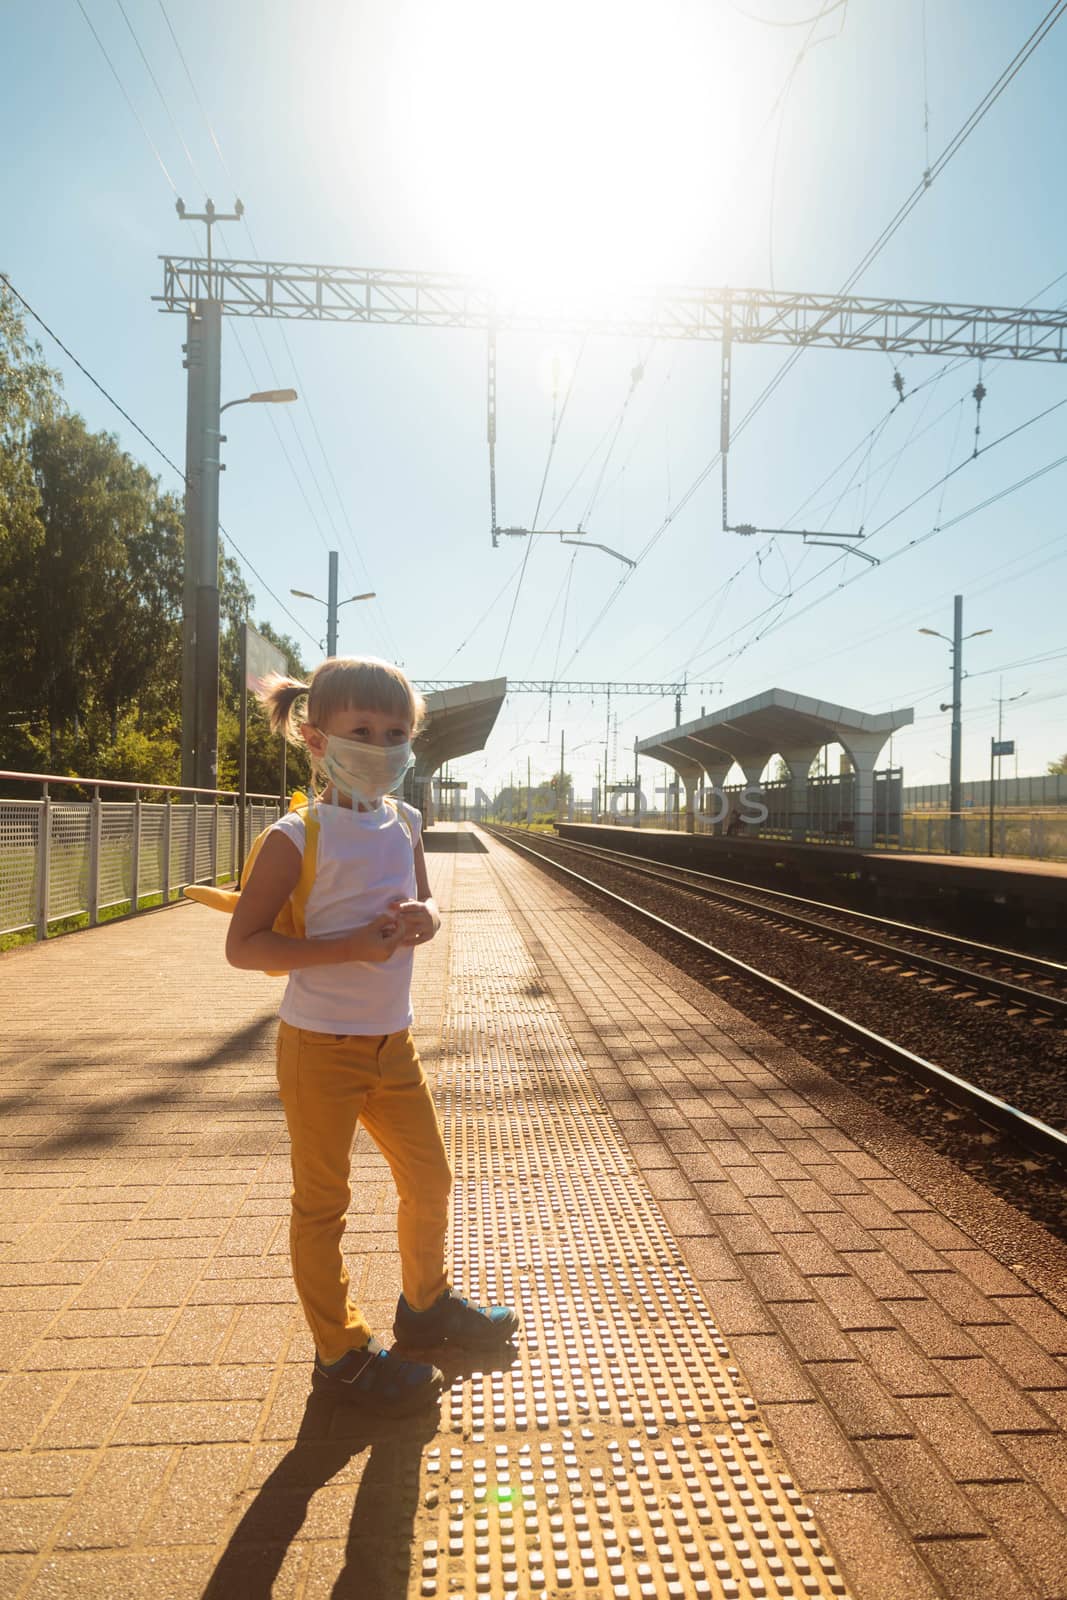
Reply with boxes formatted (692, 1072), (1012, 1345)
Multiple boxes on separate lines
(290, 551), (376, 655)
(918, 596), (992, 854)
(219, 388), (298, 415)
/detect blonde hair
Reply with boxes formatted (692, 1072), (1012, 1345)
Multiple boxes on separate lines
(257, 656), (426, 745)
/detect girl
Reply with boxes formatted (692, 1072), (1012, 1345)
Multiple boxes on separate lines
(226, 656), (517, 1417)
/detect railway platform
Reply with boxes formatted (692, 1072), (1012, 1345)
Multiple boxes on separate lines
(0, 825), (1065, 1599)
(556, 823), (1067, 953)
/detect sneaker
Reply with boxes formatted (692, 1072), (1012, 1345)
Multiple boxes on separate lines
(393, 1287), (520, 1351)
(311, 1336), (443, 1416)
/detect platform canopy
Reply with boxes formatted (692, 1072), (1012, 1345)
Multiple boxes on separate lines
(637, 687), (913, 846)
(407, 678), (507, 818)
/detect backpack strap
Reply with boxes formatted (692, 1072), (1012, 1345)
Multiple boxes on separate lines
(287, 801), (320, 939)
(384, 794), (414, 845)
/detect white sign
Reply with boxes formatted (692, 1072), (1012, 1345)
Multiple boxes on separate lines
(244, 623), (287, 694)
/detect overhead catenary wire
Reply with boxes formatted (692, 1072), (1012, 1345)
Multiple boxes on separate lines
(610, 393), (1067, 736)
(579, 351), (650, 528)
(518, 5), (852, 707)
(156, 0), (236, 184)
(689, 433), (1067, 681)
(555, 3), (1067, 682)
(841, 0), (1067, 300)
(920, 0), (932, 184)
(493, 340), (586, 675)
(74, 0), (179, 192)
(561, 0), (847, 595)
(766, 0), (849, 289)
(614, 322), (1057, 692)
(122, 0), (398, 659)
(773, 268), (1067, 537)
(0, 272), (319, 649)
(437, 562), (525, 673)
(728, 0), (847, 25)
(115, 0), (206, 188)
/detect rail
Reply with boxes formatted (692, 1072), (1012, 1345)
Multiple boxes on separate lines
(0, 770), (282, 942)
(488, 825), (1067, 1167)
(512, 831), (1067, 1018)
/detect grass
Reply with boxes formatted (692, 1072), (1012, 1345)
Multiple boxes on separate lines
(0, 872), (237, 952)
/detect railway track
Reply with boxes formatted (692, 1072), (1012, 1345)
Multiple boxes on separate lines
(485, 825), (1067, 1172)
(492, 825), (1067, 1024)
(497, 830), (1067, 1024)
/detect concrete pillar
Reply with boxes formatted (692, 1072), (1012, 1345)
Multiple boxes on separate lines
(781, 746), (821, 843)
(665, 756), (704, 835)
(841, 735), (889, 849)
(737, 754), (773, 788)
(699, 761), (733, 834)
(412, 759), (438, 826)
(732, 753), (775, 836)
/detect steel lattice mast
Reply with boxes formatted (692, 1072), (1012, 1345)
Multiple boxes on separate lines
(158, 259), (1067, 359)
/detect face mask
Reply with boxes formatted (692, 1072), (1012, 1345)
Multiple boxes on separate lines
(320, 733), (414, 806)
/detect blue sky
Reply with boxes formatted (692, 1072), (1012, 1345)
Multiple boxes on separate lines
(3, 0), (1066, 799)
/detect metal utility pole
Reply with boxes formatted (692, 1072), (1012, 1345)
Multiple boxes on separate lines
(633, 738), (641, 829)
(291, 553), (375, 656)
(177, 199), (245, 791)
(919, 597), (992, 855)
(988, 681), (1026, 856)
(327, 551), (339, 656)
(181, 298), (223, 790)
(949, 595), (964, 856)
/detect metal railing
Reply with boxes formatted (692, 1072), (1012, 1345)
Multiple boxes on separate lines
(0, 770), (282, 941)
(896, 808), (1067, 862)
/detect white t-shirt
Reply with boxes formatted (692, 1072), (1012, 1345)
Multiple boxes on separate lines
(271, 797), (422, 1035)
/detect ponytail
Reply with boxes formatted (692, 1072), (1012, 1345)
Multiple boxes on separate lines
(256, 673), (310, 742)
(256, 656), (424, 748)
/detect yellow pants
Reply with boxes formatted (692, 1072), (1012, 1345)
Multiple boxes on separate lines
(276, 1021), (453, 1363)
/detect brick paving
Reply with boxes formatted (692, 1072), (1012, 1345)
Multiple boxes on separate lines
(0, 846), (453, 1598)
(0, 825), (1064, 1599)
(487, 830), (1067, 1600)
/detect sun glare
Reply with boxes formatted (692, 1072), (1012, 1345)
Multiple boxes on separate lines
(388, 0), (769, 299)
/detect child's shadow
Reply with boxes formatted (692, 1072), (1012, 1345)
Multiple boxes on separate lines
(201, 1344), (518, 1600)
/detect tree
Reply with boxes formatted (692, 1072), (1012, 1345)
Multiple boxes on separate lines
(29, 414), (178, 763)
(0, 284), (312, 793)
(0, 281), (59, 759)
(1049, 753), (1067, 775)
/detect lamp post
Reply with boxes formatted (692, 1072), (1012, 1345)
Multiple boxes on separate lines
(988, 683), (1027, 856)
(219, 388), (297, 417)
(918, 595), (992, 855)
(291, 551), (375, 655)
(182, 382), (297, 791)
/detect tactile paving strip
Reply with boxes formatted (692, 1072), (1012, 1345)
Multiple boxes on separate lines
(413, 860), (852, 1600)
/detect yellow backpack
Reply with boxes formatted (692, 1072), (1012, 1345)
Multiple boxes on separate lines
(184, 791), (411, 976)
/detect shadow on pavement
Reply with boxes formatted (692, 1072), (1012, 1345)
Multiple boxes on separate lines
(32, 1017), (277, 1155)
(201, 1344), (519, 1599)
(201, 1389), (440, 1600)
(422, 831), (488, 854)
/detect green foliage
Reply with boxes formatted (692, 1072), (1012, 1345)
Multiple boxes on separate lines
(491, 774), (573, 818)
(1, 281), (58, 752)
(0, 285), (312, 792)
(1049, 753), (1067, 775)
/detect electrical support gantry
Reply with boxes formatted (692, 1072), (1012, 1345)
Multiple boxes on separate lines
(161, 243), (1067, 785)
